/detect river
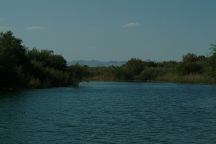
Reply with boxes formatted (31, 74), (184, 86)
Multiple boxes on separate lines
(0, 82), (216, 144)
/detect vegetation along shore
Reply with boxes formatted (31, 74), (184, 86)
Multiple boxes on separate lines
(85, 48), (216, 84)
(0, 31), (216, 90)
(0, 31), (88, 90)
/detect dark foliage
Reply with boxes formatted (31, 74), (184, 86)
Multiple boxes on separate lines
(1, 30), (216, 89)
(86, 49), (215, 84)
(0, 31), (87, 90)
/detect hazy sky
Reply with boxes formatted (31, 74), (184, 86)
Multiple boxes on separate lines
(0, 0), (216, 61)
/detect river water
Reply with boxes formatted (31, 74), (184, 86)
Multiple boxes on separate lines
(0, 82), (216, 144)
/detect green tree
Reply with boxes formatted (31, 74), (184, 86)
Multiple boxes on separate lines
(0, 31), (84, 90)
(123, 58), (145, 80)
(0, 31), (28, 89)
(27, 48), (66, 69)
(183, 53), (198, 63)
(178, 53), (206, 75)
(208, 43), (216, 79)
(68, 64), (90, 85)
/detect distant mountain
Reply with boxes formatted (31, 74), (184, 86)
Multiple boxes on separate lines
(69, 60), (126, 67)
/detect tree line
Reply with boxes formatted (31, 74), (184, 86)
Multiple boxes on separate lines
(86, 45), (216, 84)
(1, 30), (216, 91)
(0, 31), (88, 90)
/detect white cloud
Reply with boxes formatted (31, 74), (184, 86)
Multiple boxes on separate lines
(123, 22), (141, 28)
(26, 26), (46, 31)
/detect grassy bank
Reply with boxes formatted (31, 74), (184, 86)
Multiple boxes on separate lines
(85, 51), (216, 84)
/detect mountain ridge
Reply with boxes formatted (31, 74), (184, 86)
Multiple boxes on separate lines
(69, 60), (126, 67)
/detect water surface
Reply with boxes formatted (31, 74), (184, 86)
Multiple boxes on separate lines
(0, 82), (216, 144)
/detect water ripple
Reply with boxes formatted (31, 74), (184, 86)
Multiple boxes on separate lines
(0, 82), (216, 144)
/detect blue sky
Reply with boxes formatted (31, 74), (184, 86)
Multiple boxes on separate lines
(0, 0), (216, 61)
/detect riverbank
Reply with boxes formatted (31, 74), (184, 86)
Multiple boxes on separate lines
(84, 55), (216, 85)
(86, 73), (215, 85)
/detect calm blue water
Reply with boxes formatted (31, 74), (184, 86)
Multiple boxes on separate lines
(0, 82), (216, 144)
